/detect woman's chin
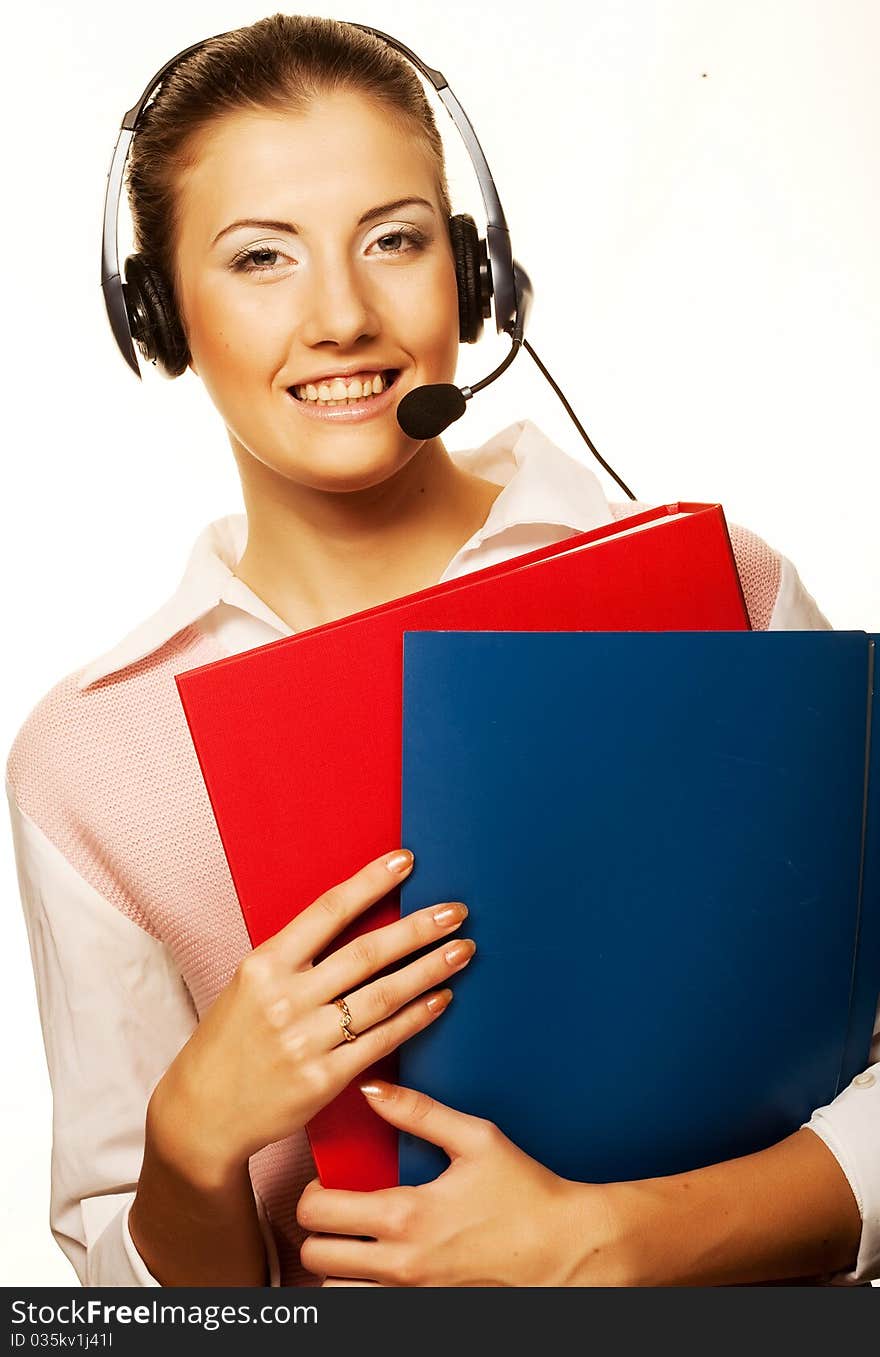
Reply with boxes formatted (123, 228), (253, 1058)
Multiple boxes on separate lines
(285, 439), (421, 495)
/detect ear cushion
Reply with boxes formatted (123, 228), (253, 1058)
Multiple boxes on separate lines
(123, 255), (190, 378)
(449, 213), (485, 344)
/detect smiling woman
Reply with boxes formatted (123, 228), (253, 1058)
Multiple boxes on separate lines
(128, 45), (500, 624)
(5, 11), (878, 1293)
(170, 91), (466, 530)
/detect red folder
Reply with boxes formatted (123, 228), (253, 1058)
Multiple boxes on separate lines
(175, 503), (750, 1190)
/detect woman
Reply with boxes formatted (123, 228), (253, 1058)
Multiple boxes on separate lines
(5, 15), (876, 1287)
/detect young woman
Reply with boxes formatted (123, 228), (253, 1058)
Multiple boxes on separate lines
(5, 15), (876, 1288)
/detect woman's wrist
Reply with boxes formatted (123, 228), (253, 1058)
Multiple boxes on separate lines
(554, 1180), (642, 1286)
(132, 1091), (269, 1287)
(147, 1065), (249, 1193)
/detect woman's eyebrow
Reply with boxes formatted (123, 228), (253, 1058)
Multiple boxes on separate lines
(210, 196), (436, 247)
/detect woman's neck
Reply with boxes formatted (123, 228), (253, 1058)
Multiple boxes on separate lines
(230, 435), (504, 633)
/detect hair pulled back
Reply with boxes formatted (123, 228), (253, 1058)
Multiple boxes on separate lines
(125, 14), (454, 347)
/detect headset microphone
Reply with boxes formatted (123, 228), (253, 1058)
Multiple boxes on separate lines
(396, 385), (467, 441)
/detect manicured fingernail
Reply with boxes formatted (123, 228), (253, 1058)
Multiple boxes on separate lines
(445, 939), (476, 966)
(427, 989), (453, 1012)
(386, 850), (414, 874)
(360, 1080), (393, 1099)
(432, 902), (468, 927)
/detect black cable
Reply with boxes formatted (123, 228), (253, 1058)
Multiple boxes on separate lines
(521, 337), (637, 501)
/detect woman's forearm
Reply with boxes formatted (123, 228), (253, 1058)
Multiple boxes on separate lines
(592, 1127), (862, 1286)
(127, 1082), (269, 1287)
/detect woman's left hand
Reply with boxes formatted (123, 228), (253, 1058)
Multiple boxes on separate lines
(298, 1080), (624, 1287)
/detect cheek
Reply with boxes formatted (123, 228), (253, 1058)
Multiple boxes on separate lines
(396, 255), (460, 368)
(186, 276), (290, 377)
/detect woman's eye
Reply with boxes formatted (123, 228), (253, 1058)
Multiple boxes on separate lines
(369, 227), (426, 255)
(230, 246), (291, 274)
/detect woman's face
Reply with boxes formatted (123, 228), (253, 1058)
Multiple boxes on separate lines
(174, 90), (461, 493)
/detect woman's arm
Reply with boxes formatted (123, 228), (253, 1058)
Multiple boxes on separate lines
(299, 1069), (880, 1286)
(10, 766), (472, 1288)
(128, 1088), (269, 1287)
(6, 784), (280, 1286)
(595, 1126), (862, 1286)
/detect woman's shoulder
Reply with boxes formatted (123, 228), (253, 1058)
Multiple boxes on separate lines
(6, 509), (247, 798)
(5, 621), (223, 821)
(5, 620), (231, 946)
(606, 500), (831, 631)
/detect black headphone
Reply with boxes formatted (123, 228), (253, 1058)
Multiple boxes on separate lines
(101, 21), (635, 495)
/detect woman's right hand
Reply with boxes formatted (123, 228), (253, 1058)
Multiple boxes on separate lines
(147, 849), (473, 1186)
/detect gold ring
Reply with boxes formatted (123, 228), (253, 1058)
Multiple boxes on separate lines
(334, 996), (358, 1042)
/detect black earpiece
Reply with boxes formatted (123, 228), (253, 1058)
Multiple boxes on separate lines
(448, 213), (492, 345)
(122, 255), (189, 378)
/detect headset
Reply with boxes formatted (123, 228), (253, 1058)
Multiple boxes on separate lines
(100, 20), (635, 498)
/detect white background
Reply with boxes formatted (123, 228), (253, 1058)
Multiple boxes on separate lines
(2, 0), (878, 1285)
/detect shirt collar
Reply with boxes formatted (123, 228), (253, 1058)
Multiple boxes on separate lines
(76, 419), (614, 691)
(444, 417), (613, 556)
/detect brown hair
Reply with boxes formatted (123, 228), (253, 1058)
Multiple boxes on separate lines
(125, 13), (454, 335)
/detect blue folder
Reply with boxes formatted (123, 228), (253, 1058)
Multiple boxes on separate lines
(398, 631), (880, 1186)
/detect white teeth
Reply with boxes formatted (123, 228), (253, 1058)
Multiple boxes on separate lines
(293, 371), (392, 403)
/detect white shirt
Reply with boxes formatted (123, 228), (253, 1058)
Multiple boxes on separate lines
(5, 418), (876, 1286)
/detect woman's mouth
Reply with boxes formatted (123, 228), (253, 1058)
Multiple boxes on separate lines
(286, 369), (403, 423)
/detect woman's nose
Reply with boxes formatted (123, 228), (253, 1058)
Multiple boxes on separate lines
(296, 255), (380, 349)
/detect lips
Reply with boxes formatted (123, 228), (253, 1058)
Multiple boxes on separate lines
(283, 366), (406, 425)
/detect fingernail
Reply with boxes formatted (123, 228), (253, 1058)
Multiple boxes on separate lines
(360, 1080), (392, 1099)
(427, 988), (453, 1012)
(432, 902), (468, 927)
(445, 939), (476, 966)
(386, 850), (414, 874)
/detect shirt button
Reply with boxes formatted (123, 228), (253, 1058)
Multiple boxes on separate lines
(852, 1072), (876, 1088)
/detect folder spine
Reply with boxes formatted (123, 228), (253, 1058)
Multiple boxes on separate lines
(840, 636), (880, 1086)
